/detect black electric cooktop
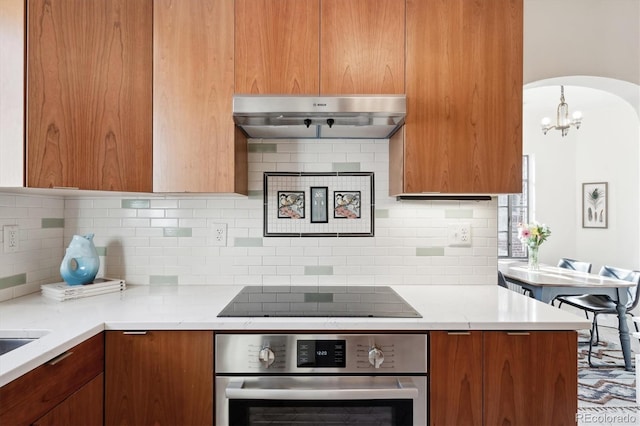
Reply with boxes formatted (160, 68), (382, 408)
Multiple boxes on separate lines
(217, 286), (422, 318)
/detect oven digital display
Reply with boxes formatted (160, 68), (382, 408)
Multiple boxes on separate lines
(296, 340), (346, 368)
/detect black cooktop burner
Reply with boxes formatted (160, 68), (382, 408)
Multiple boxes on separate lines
(217, 286), (422, 318)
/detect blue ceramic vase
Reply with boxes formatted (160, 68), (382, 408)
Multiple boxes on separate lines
(60, 234), (100, 285)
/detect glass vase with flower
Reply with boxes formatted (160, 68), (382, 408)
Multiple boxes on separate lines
(517, 222), (551, 271)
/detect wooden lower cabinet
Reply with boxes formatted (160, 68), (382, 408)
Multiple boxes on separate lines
(105, 330), (214, 426)
(33, 373), (103, 426)
(430, 331), (577, 426)
(0, 333), (104, 426)
(430, 331), (483, 425)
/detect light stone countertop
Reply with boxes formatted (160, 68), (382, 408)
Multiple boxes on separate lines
(0, 284), (589, 387)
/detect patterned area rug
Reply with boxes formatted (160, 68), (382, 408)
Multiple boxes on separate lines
(578, 333), (636, 407)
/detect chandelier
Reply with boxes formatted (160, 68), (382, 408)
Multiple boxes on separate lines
(541, 85), (583, 137)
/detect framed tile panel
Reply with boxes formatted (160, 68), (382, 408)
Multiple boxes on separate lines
(264, 172), (374, 237)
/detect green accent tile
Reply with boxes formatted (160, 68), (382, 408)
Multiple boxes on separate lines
(416, 247), (445, 256)
(445, 209), (473, 219)
(121, 199), (150, 209)
(96, 247), (107, 256)
(248, 190), (263, 199)
(304, 266), (334, 275)
(305, 292), (333, 302)
(332, 162), (361, 172)
(41, 218), (64, 228)
(375, 209), (389, 218)
(149, 275), (179, 285)
(235, 237), (263, 247)
(163, 227), (193, 237)
(248, 143), (277, 153)
(0, 273), (27, 290)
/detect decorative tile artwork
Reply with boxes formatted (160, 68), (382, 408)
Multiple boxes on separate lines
(264, 172), (374, 237)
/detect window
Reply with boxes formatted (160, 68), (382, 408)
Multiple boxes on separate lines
(498, 155), (529, 258)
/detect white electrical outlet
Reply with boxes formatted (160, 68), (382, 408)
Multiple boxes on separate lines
(448, 223), (471, 247)
(211, 223), (227, 247)
(3, 225), (19, 253)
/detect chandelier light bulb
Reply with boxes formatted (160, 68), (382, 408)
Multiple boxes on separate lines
(540, 86), (582, 137)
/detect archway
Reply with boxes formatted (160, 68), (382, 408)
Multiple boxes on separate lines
(522, 77), (640, 272)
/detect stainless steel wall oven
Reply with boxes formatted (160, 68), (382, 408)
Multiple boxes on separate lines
(215, 333), (428, 426)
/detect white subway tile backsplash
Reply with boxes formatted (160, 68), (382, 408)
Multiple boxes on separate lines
(0, 139), (498, 299)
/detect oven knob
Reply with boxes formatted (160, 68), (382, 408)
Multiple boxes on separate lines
(259, 347), (275, 368)
(368, 346), (384, 368)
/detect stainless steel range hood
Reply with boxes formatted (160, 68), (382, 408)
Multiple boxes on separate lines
(232, 94), (406, 139)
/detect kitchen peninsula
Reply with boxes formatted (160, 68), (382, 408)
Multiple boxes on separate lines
(0, 285), (588, 425)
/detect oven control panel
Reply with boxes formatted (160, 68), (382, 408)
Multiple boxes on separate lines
(297, 339), (346, 368)
(215, 333), (427, 374)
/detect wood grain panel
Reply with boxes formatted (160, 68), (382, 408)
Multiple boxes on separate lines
(0, 333), (104, 425)
(105, 330), (214, 426)
(321, 0), (405, 94)
(483, 331), (577, 426)
(404, 0), (522, 194)
(153, 0), (244, 193)
(429, 331), (482, 426)
(27, 0), (152, 191)
(33, 373), (103, 426)
(235, 0), (319, 94)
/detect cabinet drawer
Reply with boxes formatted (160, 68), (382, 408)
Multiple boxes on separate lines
(0, 333), (104, 425)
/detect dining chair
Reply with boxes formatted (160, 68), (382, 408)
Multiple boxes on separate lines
(498, 271), (508, 288)
(557, 258), (593, 273)
(555, 266), (640, 367)
(551, 258), (593, 306)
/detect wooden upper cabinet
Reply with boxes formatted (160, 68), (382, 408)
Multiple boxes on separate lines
(393, 0), (523, 194)
(320, 0), (405, 94)
(27, 0), (152, 192)
(235, 0), (320, 94)
(235, 0), (404, 95)
(154, 0), (246, 193)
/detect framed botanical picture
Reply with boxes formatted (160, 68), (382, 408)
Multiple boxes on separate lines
(277, 191), (305, 219)
(582, 182), (608, 228)
(310, 187), (329, 223)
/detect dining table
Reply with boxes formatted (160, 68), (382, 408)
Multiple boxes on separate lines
(498, 260), (636, 371)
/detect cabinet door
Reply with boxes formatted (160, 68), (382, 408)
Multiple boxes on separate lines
(27, 0), (152, 192)
(32, 373), (103, 426)
(0, 334), (104, 425)
(235, 0), (320, 94)
(483, 331), (577, 426)
(400, 0), (523, 194)
(0, 0), (24, 187)
(429, 331), (482, 426)
(105, 330), (214, 426)
(154, 0), (246, 193)
(321, 0), (405, 94)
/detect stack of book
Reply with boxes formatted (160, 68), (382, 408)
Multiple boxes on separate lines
(41, 278), (126, 301)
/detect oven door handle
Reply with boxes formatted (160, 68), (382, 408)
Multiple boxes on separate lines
(225, 377), (419, 400)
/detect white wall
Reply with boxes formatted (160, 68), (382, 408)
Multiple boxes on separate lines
(524, 85), (640, 272)
(524, 0), (640, 86)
